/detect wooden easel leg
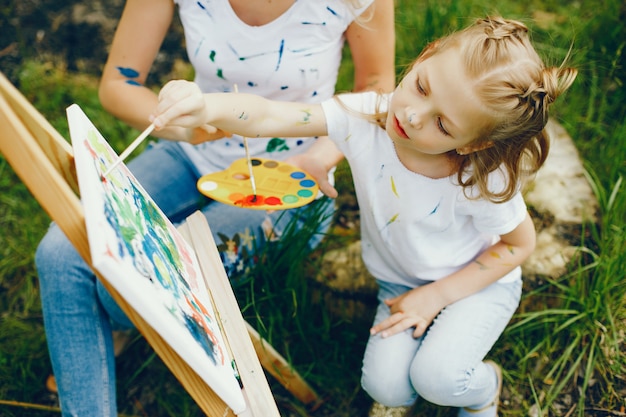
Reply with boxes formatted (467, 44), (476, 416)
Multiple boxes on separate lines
(245, 321), (321, 407)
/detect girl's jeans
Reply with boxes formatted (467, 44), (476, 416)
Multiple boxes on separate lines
(361, 277), (522, 410)
(35, 140), (334, 417)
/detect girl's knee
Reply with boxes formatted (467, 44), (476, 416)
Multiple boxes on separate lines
(410, 359), (471, 407)
(361, 373), (415, 407)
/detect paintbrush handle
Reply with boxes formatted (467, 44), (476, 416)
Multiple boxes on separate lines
(103, 123), (155, 177)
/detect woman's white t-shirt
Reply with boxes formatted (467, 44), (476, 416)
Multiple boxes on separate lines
(321, 92), (527, 286)
(174, 0), (373, 173)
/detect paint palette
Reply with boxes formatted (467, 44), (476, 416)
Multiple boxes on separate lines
(197, 157), (319, 210)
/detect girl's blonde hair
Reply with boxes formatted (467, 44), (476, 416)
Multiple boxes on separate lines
(437, 16), (577, 202)
(363, 16), (578, 202)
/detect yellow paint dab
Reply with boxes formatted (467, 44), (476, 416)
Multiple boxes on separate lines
(390, 176), (399, 198)
(386, 213), (399, 226)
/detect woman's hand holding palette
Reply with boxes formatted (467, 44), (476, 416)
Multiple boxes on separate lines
(197, 157), (319, 210)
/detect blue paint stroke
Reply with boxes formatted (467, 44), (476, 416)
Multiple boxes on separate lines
(326, 6), (341, 18)
(116, 66), (139, 78)
(196, 1), (212, 17)
(275, 39), (285, 71)
(194, 38), (205, 58)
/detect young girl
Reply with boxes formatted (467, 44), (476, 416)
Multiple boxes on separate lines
(151, 16), (577, 417)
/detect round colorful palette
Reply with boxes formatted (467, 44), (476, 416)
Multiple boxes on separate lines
(197, 157), (319, 210)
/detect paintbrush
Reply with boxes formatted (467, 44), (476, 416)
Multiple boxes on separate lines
(102, 123), (155, 177)
(233, 84), (257, 200)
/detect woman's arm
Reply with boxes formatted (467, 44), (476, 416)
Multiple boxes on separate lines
(152, 80), (329, 140)
(99, 0), (173, 131)
(99, 0), (222, 143)
(371, 212), (536, 338)
(346, 0), (396, 93)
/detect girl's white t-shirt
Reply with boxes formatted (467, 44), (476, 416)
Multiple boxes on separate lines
(321, 92), (527, 286)
(174, 0), (373, 174)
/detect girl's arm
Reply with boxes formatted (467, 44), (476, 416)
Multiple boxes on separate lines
(371, 212), (536, 338)
(151, 80), (329, 140)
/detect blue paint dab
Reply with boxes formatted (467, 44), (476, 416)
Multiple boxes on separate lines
(247, 81), (257, 87)
(312, 91), (318, 97)
(429, 202), (441, 215)
(296, 140), (303, 146)
(116, 66), (139, 78)
(280, 86), (289, 90)
(326, 6), (340, 17)
(125, 80), (141, 86)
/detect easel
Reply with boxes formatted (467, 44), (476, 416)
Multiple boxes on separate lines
(0, 72), (320, 415)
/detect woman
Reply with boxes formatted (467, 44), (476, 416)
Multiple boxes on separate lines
(35, 0), (395, 415)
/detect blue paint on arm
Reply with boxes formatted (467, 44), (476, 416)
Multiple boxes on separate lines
(125, 80), (142, 86)
(116, 66), (139, 78)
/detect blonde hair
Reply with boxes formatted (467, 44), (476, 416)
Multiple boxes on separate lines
(362, 16), (578, 203)
(435, 16), (578, 202)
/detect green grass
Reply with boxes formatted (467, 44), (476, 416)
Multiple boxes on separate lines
(1, 0), (625, 416)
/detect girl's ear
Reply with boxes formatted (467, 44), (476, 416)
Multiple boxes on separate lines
(456, 141), (494, 155)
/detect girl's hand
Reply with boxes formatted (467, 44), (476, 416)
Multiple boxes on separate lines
(370, 285), (447, 339)
(150, 80), (209, 131)
(186, 125), (232, 145)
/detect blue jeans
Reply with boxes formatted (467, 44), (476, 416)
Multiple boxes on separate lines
(35, 140), (334, 416)
(361, 278), (522, 412)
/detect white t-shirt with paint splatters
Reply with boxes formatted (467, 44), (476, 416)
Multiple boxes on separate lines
(321, 92), (527, 286)
(174, 0), (373, 174)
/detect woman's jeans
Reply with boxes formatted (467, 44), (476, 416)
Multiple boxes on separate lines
(361, 278), (522, 410)
(35, 140), (334, 417)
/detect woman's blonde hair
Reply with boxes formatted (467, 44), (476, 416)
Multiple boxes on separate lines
(363, 16), (578, 202)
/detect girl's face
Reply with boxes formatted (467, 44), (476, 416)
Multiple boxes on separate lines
(386, 47), (491, 159)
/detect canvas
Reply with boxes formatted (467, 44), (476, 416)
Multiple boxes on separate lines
(67, 104), (247, 414)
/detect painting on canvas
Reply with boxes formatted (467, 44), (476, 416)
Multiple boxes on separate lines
(67, 104), (246, 414)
